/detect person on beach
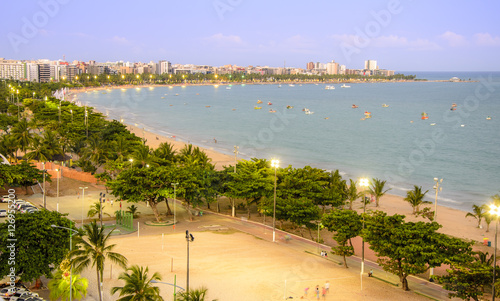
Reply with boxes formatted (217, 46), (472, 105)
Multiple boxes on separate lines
(315, 285), (320, 300)
(325, 280), (329, 293)
(321, 287), (326, 300)
(304, 287), (309, 297)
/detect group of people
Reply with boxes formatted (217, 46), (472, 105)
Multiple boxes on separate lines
(320, 250), (328, 257)
(303, 281), (330, 300)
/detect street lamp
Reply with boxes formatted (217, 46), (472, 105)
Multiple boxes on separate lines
(56, 168), (60, 212)
(42, 162), (47, 209)
(129, 158), (134, 168)
(490, 204), (500, 301)
(359, 177), (369, 290)
(233, 145), (239, 173)
(172, 183), (179, 228)
(433, 178), (443, 220)
(185, 230), (194, 293)
(51, 224), (79, 301)
(79, 187), (88, 225)
(271, 160), (279, 242)
(150, 279), (185, 301)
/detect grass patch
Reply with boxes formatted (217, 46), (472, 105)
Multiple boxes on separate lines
(414, 291), (440, 301)
(371, 275), (399, 287)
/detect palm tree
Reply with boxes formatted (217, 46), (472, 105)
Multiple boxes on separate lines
(87, 202), (111, 227)
(368, 178), (391, 207)
(404, 185), (430, 214)
(111, 265), (163, 301)
(127, 205), (141, 218)
(70, 220), (128, 301)
(48, 268), (88, 301)
(465, 204), (486, 228)
(346, 179), (362, 210)
(10, 118), (33, 159)
(177, 287), (215, 301)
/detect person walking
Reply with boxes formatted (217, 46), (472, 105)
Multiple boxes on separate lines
(315, 285), (320, 300)
(325, 280), (330, 293)
(321, 286), (326, 300)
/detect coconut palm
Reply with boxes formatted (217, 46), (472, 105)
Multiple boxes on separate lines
(177, 287), (215, 301)
(111, 265), (163, 301)
(10, 118), (33, 158)
(465, 204), (486, 228)
(346, 179), (362, 210)
(48, 268), (88, 301)
(87, 202), (111, 227)
(368, 178), (391, 207)
(404, 185), (430, 214)
(70, 220), (128, 301)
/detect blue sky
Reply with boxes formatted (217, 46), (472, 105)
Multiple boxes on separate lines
(1, 0), (499, 71)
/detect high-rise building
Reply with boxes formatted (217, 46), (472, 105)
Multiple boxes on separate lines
(38, 64), (51, 82)
(364, 60), (378, 71)
(27, 63), (39, 82)
(158, 60), (171, 75)
(326, 60), (339, 75)
(0, 59), (26, 80)
(306, 62), (314, 70)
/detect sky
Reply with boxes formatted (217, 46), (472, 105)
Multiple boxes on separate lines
(1, 0), (500, 71)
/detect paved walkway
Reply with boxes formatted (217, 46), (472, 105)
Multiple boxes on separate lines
(22, 192), (456, 301)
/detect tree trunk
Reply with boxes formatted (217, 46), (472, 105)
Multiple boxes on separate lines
(148, 200), (161, 222)
(400, 275), (409, 291)
(34, 277), (42, 289)
(96, 268), (103, 301)
(343, 255), (348, 268)
(165, 199), (172, 216)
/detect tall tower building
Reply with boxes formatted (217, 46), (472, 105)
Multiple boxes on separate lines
(306, 62), (314, 70)
(364, 60), (378, 70)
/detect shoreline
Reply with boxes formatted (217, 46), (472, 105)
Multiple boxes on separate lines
(69, 84), (494, 246)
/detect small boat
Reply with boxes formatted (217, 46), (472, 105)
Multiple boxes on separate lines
(175, 94), (179, 96)
(254, 106), (262, 110)
(364, 111), (372, 119)
(421, 112), (429, 120)
(324, 117), (329, 120)
(257, 100), (263, 104)
(450, 103), (457, 111)
(278, 84), (282, 88)
(286, 105), (294, 109)
(341, 84), (351, 88)
(289, 84), (295, 87)
(304, 108), (314, 115)
(226, 87), (231, 90)
(205, 106), (211, 108)
(486, 116), (492, 120)
(430, 123), (436, 126)
(382, 104), (389, 107)
(325, 85), (335, 90)
(352, 104), (359, 109)
(161, 97), (165, 99)
(269, 109), (276, 113)
(267, 101), (272, 105)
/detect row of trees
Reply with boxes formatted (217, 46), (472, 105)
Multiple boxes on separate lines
(1, 78), (497, 300)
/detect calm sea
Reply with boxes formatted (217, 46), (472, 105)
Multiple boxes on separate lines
(77, 71), (500, 212)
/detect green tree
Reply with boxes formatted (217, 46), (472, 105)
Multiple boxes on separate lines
(9, 161), (47, 194)
(437, 251), (493, 301)
(10, 117), (33, 158)
(70, 220), (128, 301)
(87, 202), (111, 227)
(363, 211), (473, 290)
(368, 178), (391, 207)
(404, 185), (430, 214)
(177, 287), (215, 301)
(0, 211), (72, 284)
(126, 205), (141, 218)
(48, 269), (89, 301)
(345, 179), (362, 210)
(465, 204), (487, 228)
(111, 265), (164, 301)
(322, 209), (362, 268)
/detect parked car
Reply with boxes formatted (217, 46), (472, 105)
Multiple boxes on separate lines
(1, 287), (27, 300)
(1, 195), (14, 203)
(18, 205), (37, 213)
(10, 291), (38, 301)
(0, 210), (7, 217)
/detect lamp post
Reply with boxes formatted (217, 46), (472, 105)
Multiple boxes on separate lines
(433, 178), (443, 221)
(430, 177), (443, 278)
(150, 279), (185, 301)
(129, 158), (134, 168)
(489, 204), (500, 301)
(56, 168), (60, 212)
(79, 187), (88, 225)
(172, 183), (179, 228)
(51, 224), (78, 301)
(185, 230), (194, 293)
(359, 177), (369, 290)
(271, 160), (279, 242)
(42, 162), (47, 209)
(233, 146), (239, 173)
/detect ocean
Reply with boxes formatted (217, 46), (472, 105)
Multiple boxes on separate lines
(76, 71), (500, 212)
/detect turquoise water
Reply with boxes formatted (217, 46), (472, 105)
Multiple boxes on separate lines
(77, 73), (500, 212)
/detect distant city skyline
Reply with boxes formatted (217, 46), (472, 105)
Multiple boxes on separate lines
(1, 1), (499, 71)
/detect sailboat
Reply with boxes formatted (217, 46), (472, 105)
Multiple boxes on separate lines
(421, 112), (429, 120)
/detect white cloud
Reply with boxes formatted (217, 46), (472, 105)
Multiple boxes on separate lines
(474, 33), (500, 46)
(111, 36), (130, 44)
(204, 33), (243, 45)
(331, 34), (441, 51)
(439, 31), (468, 47)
